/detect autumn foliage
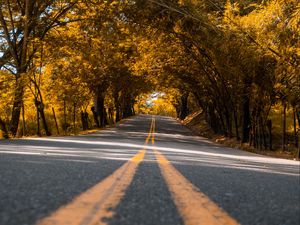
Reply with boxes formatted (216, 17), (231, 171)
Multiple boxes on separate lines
(0, 0), (299, 153)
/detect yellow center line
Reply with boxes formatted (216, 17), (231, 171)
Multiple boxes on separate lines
(145, 117), (154, 144)
(151, 117), (155, 145)
(151, 118), (240, 225)
(37, 117), (239, 225)
(36, 119), (154, 225)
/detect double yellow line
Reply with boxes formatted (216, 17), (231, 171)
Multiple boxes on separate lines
(145, 116), (155, 145)
(36, 127), (148, 225)
(149, 117), (239, 225)
(37, 117), (239, 225)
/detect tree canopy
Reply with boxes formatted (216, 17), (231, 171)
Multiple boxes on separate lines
(0, 0), (299, 152)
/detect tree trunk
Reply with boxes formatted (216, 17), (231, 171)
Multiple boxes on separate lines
(84, 112), (89, 129)
(40, 108), (51, 136)
(9, 0), (30, 136)
(81, 111), (87, 131)
(241, 76), (252, 142)
(9, 77), (24, 136)
(175, 103), (180, 119)
(114, 92), (121, 123)
(257, 118), (261, 150)
(52, 107), (59, 135)
(233, 108), (240, 141)
(96, 91), (107, 127)
(123, 103), (133, 118)
(73, 102), (76, 134)
(0, 117), (9, 139)
(179, 92), (189, 120)
(282, 101), (286, 151)
(293, 108), (298, 148)
(22, 101), (26, 136)
(254, 123), (258, 148)
(108, 108), (114, 124)
(35, 100), (51, 136)
(116, 107), (120, 122)
(267, 119), (272, 150)
(37, 105), (40, 136)
(215, 105), (226, 134)
(208, 105), (218, 133)
(131, 105), (135, 116)
(296, 109), (300, 128)
(242, 97), (251, 143)
(122, 93), (134, 118)
(63, 98), (67, 134)
(91, 106), (100, 128)
(224, 110), (232, 138)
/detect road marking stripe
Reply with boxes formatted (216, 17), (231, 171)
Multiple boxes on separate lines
(36, 150), (145, 225)
(155, 151), (239, 225)
(151, 118), (239, 225)
(145, 117), (154, 144)
(35, 119), (154, 225)
(151, 117), (155, 145)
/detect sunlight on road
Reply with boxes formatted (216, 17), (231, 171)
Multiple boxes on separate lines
(0, 136), (299, 177)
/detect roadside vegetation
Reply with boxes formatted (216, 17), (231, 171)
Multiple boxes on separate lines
(0, 0), (299, 157)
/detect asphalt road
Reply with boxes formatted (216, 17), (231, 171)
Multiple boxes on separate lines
(0, 115), (299, 225)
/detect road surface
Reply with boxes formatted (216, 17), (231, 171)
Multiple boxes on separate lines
(0, 115), (299, 225)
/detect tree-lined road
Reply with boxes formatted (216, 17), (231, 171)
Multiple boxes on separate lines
(0, 115), (299, 225)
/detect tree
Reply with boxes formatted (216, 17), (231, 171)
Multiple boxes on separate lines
(0, 0), (77, 136)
